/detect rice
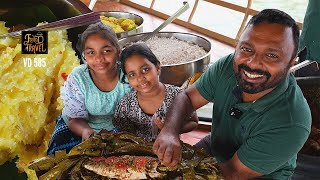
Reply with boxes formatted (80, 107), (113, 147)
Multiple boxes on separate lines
(138, 36), (207, 65)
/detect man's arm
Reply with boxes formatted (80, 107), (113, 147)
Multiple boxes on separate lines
(223, 123), (310, 179)
(153, 113), (198, 133)
(153, 84), (209, 166)
(219, 152), (262, 180)
(179, 113), (198, 133)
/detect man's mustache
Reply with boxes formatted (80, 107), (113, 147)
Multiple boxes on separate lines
(238, 64), (271, 78)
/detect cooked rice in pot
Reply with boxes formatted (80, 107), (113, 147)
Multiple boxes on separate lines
(137, 36), (207, 65)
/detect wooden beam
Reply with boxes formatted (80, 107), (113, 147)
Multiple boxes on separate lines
(204, 0), (258, 16)
(150, 0), (155, 9)
(120, 0), (303, 46)
(121, 0), (236, 46)
(188, 0), (200, 23)
(236, 0), (252, 41)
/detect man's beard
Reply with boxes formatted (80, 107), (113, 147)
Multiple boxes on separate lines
(235, 64), (289, 94)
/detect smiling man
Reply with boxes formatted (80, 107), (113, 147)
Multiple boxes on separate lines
(153, 9), (311, 180)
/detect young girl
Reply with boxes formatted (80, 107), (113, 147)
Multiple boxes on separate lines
(113, 43), (198, 141)
(47, 23), (131, 155)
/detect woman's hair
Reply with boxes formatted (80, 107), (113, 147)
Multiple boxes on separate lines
(119, 43), (160, 83)
(76, 22), (120, 61)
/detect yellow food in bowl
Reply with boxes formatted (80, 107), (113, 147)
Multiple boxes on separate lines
(0, 21), (79, 179)
(100, 16), (137, 33)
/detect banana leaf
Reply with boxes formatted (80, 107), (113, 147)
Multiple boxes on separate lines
(0, 3), (57, 27)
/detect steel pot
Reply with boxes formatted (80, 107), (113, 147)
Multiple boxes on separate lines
(119, 32), (212, 86)
(99, 11), (144, 39)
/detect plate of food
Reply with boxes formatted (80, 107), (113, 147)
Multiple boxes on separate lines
(29, 132), (223, 180)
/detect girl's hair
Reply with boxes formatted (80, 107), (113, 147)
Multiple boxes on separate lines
(119, 43), (160, 83)
(76, 22), (120, 61)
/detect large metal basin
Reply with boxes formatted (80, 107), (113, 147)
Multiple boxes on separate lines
(119, 32), (212, 86)
(99, 11), (144, 39)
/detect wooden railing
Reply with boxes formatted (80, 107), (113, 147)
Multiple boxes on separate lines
(120, 0), (303, 47)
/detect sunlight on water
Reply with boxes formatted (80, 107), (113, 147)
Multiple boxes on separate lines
(143, 0), (309, 38)
(225, 0), (308, 22)
(253, 0), (308, 22)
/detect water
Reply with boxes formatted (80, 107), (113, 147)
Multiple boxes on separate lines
(256, 0), (307, 22)
(150, 0), (309, 39)
(226, 0), (308, 22)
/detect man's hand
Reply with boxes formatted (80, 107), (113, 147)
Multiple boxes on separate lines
(152, 85), (209, 166)
(81, 128), (95, 141)
(152, 130), (182, 166)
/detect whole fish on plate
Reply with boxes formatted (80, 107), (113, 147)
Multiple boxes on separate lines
(28, 132), (223, 180)
(83, 155), (165, 179)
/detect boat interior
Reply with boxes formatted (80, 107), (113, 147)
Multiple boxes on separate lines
(80, 0), (319, 145)
(0, 0), (319, 178)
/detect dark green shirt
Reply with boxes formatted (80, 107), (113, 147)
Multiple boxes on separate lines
(299, 0), (320, 62)
(195, 54), (311, 179)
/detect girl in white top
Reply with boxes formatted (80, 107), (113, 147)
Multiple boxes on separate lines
(47, 22), (131, 155)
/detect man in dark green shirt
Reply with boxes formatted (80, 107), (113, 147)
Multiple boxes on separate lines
(153, 9), (311, 180)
